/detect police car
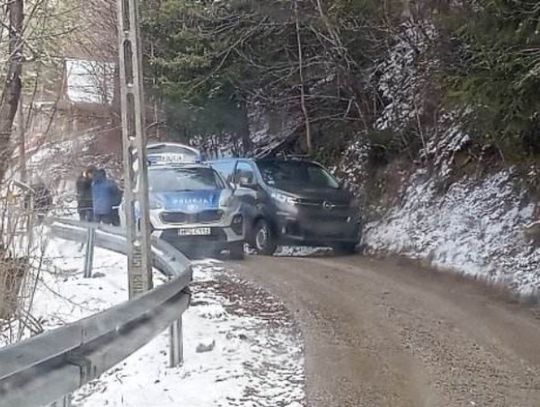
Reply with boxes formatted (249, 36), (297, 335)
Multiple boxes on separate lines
(121, 143), (245, 259)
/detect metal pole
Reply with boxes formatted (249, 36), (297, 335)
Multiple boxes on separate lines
(169, 317), (183, 367)
(83, 226), (95, 278)
(116, 0), (153, 298)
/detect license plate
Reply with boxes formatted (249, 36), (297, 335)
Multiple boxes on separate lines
(178, 227), (211, 236)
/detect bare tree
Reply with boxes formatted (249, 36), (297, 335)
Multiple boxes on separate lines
(293, 0), (312, 154)
(0, 0), (24, 184)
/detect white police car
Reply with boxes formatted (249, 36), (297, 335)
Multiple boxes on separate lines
(121, 143), (245, 259)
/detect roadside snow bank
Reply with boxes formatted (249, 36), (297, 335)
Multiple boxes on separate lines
(364, 170), (540, 297)
(75, 259), (305, 407)
(1, 236), (305, 406)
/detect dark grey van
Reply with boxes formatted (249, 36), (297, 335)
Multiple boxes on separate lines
(210, 158), (361, 255)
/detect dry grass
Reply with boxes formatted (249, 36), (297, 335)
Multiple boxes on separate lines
(0, 256), (27, 320)
(0, 182), (47, 344)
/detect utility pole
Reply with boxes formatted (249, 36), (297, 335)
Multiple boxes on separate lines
(116, 0), (153, 298)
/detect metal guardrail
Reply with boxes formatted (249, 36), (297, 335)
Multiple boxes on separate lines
(0, 218), (192, 407)
(48, 218), (189, 278)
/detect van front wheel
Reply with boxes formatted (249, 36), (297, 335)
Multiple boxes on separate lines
(253, 219), (277, 256)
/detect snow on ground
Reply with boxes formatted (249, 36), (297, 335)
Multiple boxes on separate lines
(30, 237), (128, 330)
(364, 169), (540, 297)
(2, 234), (305, 406)
(275, 246), (331, 257)
(373, 22), (437, 132)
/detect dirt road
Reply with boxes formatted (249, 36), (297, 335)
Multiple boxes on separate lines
(232, 254), (540, 407)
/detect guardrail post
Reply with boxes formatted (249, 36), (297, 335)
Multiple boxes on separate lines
(169, 317), (183, 367)
(50, 394), (71, 407)
(83, 226), (96, 278)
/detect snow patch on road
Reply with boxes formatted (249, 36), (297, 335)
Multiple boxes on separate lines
(275, 246), (331, 257)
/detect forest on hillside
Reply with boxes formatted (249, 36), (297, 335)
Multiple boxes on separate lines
(142, 0), (540, 166)
(1, 0), (539, 173)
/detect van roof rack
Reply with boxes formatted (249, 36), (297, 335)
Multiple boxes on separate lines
(275, 153), (311, 160)
(146, 142), (202, 165)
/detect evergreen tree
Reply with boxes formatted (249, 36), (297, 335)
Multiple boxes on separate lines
(445, 0), (540, 155)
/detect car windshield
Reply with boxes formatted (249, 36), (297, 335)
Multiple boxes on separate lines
(257, 161), (339, 189)
(148, 167), (224, 192)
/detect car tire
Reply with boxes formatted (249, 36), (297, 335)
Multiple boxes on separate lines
(229, 242), (245, 260)
(333, 242), (357, 256)
(253, 219), (277, 256)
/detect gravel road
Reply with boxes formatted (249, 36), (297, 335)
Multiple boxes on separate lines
(232, 254), (540, 407)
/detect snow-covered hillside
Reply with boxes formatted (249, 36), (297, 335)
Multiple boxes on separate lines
(363, 169), (539, 297)
(338, 22), (540, 298)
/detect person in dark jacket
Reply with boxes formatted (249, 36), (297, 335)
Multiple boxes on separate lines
(92, 169), (120, 225)
(76, 167), (95, 221)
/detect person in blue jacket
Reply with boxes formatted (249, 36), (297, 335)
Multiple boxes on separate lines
(92, 169), (120, 225)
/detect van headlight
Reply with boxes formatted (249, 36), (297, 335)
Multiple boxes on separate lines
(231, 214), (243, 235)
(219, 191), (234, 207)
(271, 192), (297, 206)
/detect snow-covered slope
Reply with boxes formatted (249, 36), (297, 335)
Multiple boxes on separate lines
(363, 169), (539, 297)
(338, 22), (540, 298)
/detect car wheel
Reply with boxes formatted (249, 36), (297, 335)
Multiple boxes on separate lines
(333, 242), (357, 256)
(229, 242), (245, 260)
(253, 219), (277, 256)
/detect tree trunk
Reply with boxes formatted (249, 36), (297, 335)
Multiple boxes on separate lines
(0, 0), (24, 184)
(293, 0), (312, 155)
(238, 100), (252, 155)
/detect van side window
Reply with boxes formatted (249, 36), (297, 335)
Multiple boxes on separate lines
(235, 162), (255, 185)
(212, 161), (236, 184)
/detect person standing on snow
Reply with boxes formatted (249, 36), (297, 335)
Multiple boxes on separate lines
(92, 169), (120, 225)
(76, 167), (95, 221)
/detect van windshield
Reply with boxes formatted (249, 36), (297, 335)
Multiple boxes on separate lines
(148, 167), (225, 192)
(257, 161), (339, 189)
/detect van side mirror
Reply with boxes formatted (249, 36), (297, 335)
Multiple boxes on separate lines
(239, 176), (256, 189)
(338, 179), (348, 190)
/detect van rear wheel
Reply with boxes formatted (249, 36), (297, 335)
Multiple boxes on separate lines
(253, 219), (277, 256)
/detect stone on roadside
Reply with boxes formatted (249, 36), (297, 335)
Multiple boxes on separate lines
(196, 339), (216, 353)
